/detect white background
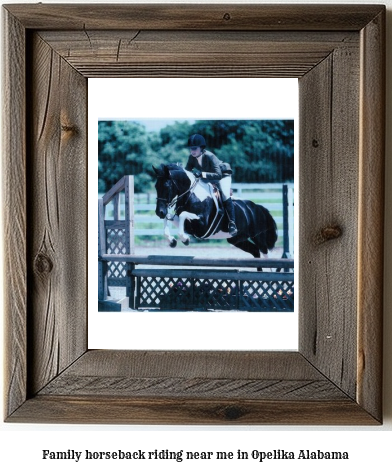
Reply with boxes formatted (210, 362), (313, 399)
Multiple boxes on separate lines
(88, 77), (299, 351)
(1, 0), (391, 472)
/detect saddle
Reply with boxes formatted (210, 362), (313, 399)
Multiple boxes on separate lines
(209, 183), (224, 215)
(194, 180), (226, 239)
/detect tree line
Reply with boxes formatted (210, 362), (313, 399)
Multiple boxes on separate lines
(98, 119), (294, 193)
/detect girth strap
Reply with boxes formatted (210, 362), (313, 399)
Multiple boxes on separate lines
(199, 184), (225, 239)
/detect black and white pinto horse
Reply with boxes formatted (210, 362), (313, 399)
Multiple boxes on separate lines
(153, 163), (278, 259)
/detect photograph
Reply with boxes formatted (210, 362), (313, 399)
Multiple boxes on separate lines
(98, 118), (295, 313)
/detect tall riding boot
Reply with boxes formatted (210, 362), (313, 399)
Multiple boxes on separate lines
(223, 198), (238, 236)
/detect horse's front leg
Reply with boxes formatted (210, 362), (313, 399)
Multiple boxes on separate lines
(163, 217), (177, 248)
(178, 211), (199, 245)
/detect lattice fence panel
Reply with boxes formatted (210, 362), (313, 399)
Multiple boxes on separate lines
(135, 275), (294, 312)
(106, 227), (127, 286)
(240, 280), (294, 311)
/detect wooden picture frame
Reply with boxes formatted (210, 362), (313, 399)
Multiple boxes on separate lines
(3, 4), (385, 424)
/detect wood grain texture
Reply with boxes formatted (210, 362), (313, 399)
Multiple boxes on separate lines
(299, 41), (360, 399)
(2, 3), (384, 425)
(357, 9), (385, 422)
(37, 351), (347, 400)
(4, 4), (384, 31)
(27, 33), (87, 395)
(2, 9), (27, 419)
(39, 377), (347, 400)
(38, 30), (358, 78)
(9, 396), (378, 425)
(51, 350), (328, 379)
(9, 351), (378, 424)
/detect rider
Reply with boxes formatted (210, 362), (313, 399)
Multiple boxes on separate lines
(185, 133), (238, 237)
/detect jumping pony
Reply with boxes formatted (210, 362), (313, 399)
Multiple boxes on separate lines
(153, 163), (278, 259)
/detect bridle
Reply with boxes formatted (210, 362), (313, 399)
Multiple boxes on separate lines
(156, 173), (198, 218)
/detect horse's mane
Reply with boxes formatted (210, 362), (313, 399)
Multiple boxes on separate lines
(165, 163), (185, 172)
(153, 162), (189, 181)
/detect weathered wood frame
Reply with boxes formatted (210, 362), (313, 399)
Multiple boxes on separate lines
(3, 4), (385, 424)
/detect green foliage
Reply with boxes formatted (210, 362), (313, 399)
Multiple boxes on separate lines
(98, 119), (294, 193)
(98, 120), (161, 193)
(159, 121), (191, 164)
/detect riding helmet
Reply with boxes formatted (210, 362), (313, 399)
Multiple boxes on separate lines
(188, 134), (206, 148)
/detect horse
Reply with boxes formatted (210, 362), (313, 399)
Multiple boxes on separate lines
(152, 163), (278, 259)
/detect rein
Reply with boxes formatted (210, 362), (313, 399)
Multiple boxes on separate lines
(173, 179), (197, 214)
(157, 175), (198, 219)
(169, 175), (224, 238)
(157, 172), (223, 238)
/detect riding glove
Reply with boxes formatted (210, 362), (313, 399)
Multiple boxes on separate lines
(191, 168), (202, 178)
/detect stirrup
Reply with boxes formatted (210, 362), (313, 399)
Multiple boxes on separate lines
(228, 221), (238, 236)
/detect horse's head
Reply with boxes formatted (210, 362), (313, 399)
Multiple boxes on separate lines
(152, 164), (188, 219)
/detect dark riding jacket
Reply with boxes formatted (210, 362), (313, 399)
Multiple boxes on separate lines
(185, 150), (231, 181)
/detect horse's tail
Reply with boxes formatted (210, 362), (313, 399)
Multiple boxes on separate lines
(265, 208), (278, 250)
(237, 200), (278, 253)
(251, 202), (278, 253)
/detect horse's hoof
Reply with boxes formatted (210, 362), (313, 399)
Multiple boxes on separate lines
(169, 239), (177, 248)
(182, 239), (190, 246)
